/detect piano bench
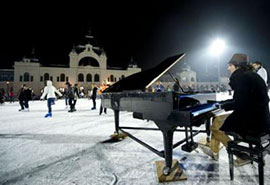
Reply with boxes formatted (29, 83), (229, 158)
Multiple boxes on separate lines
(226, 132), (270, 185)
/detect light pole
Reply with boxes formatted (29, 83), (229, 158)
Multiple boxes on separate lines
(6, 81), (9, 97)
(217, 54), (221, 83)
(210, 39), (225, 83)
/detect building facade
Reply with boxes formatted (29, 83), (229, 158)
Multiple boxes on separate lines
(6, 35), (141, 96)
(159, 64), (229, 92)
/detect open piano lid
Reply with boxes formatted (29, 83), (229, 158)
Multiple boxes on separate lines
(104, 53), (185, 92)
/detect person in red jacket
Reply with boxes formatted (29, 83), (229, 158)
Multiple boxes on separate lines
(8, 87), (15, 103)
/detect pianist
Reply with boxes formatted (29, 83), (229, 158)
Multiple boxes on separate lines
(200, 53), (270, 166)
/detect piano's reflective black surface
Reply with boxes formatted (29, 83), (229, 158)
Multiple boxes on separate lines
(101, 53), (222, 176)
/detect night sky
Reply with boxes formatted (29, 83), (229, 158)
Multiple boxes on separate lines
(0, 0), (269, 80)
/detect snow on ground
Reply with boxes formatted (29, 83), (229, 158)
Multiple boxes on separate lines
(0, 96), (270, 185)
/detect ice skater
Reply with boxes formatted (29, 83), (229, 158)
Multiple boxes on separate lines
(18, 84), (32, 111)
(99, 81), (108, 115)
(73, 84), (80, 111)
(91, 83), (98, 110)
(40, 80), (62, 118)
(63, 83), (70, 109)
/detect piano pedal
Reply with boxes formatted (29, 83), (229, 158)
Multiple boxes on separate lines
(181, 142), (198, 153)
(197, 137), (211, 147)
(198, 137), (224, 150)
(110, 132), (128, 141)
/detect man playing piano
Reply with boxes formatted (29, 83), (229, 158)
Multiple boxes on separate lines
(200, 53), (270, 166)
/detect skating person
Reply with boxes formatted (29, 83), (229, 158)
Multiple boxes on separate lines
(8, 88), (15, 103)
(65, 82), (76, 112)
(40, 80), (62, 118)
(153, 80), (165, 92)
(91, 83), (98, 110)
(18, 84), (32, 111)
(0, 89), (4, 105)
(73, 84), (80, 111)
(63, 83), (70, 109)
(99, 81), (108, 115)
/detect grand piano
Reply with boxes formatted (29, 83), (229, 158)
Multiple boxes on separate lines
(101, 53), (222, 178)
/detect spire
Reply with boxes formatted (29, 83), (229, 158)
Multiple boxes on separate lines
(23, 48), (39, 62)
(31, 48), (35, 55)
(71, 44), (77, 52)
(128, 56), (138, 68)
(30, 48), (39, 62)
(85, 28), (94, 43)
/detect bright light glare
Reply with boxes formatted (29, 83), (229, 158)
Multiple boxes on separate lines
(210, 39), (226, 56)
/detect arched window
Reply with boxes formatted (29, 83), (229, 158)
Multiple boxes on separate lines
(191, 77), (195, 82)
(24, 72), (30, 82)
(94, 74), (99, 82)
(60, 73), (65, 82)
(78, 57), (100, 67)
(121, 75), (125, 79)
(78, 73), (84, 82)
(44, 73), (50, 81)
(110, 75), (114, 82)
(86, 74), (92, 82)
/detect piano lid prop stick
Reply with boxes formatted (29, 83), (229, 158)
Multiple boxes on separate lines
(167, 71), (185, 93)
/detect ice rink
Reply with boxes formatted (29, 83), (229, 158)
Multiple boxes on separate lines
(0, 96), (269, 185)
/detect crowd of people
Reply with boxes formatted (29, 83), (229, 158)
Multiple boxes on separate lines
(9, 80), (110, 118)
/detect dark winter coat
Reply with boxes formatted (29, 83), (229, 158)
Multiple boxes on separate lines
(91, 87), (98, 99)
(0, 91), (4, 103)
(66, 86), (75, 99)
(18, 88), (32, 101)
(18, 88), (24, 101)
(220, 68), (270, 136)
(73, 87), (80, 100)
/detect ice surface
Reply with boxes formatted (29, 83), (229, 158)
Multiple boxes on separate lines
(0, 96), (269, 185)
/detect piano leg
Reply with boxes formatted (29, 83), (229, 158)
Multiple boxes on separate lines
(155, 122), (177, 176)
(162, 129), (174, 176)
(114, 110), (120, 134)
(111, 109), (127, 140)
(206, 118), (211, 143)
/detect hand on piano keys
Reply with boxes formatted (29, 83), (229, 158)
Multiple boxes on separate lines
(191, 103), (220, 117)
(207, 100), (224, 110)
(214, 103), (222, 109)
